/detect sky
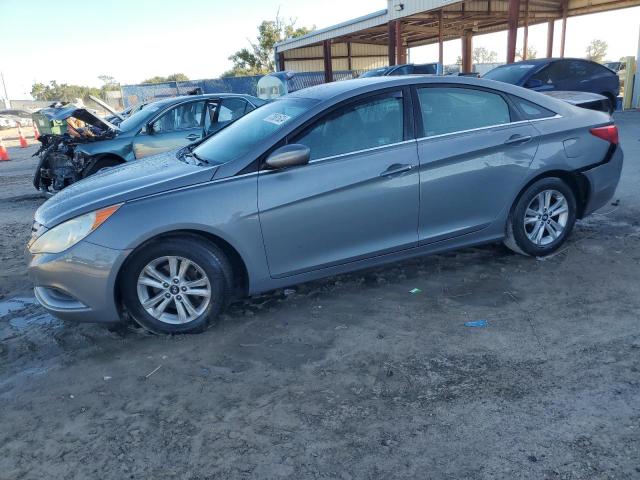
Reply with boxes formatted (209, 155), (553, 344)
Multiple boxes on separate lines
(0, 0), (638, 99)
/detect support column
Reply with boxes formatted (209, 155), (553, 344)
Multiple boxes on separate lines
(462, 30), (473, 73)
(523, 0), (529, 60)
(388, 21), (397, 66)
(277, 52), (285, 72)
(506, 0), (521, 64)
(347, 42), (352, 71)
(546, 20), (555, 58)
(438, 10), (444, 66)
(560, 0), (568, 57)
(323, 40), (333, 83)
(395, 21), (406, 64)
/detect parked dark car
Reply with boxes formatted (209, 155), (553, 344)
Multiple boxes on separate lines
(360, 63), (443, 77)
(483, 58), (619, 113)
(33, 93), (265, 193)
(28, 76), (622, 334)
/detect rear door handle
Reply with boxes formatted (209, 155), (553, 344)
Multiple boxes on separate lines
(380, 164), (414, 177)
(186, 134), (199, 141)
(504, 134), (532, 146)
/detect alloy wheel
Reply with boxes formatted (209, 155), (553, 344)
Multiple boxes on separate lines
(136, 256), (211, 324)
(523, 189), (570, 246)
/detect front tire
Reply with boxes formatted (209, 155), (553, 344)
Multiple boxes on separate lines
(504, 177), (577, 257)
(120, 237), (232, 334)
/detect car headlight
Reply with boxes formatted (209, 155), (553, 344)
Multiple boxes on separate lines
(29, 204), (122, 254)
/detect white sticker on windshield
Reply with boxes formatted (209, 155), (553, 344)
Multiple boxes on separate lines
(263, 113), (291, 125)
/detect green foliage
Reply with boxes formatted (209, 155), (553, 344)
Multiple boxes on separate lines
(472, 47), (498, 64)
(515, 46), (537, 62)
(223, 13), (314, 77)
(30, 81), (102, 102)
(141, 73), (190, 84)
(586, 39), (608, 62)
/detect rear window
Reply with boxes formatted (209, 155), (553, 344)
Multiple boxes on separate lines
(510, 96), (556, 120)
(483, 64), (536, 84)
(417, 87), (511, 137)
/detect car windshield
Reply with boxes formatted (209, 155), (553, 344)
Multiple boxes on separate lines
(118, 102), (165, 131)
(192, 97), (317, 165)
(483, 63), (537, 84)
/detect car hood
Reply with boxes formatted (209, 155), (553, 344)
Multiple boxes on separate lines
(35, 105), (121, 133)
(35, 151), (217, 228)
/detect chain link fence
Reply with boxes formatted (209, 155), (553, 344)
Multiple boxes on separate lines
(121, 71), (361, 107)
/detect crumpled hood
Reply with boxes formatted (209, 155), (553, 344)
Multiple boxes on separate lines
(35, 105), (120, 133)
(35, 151), (217, 228)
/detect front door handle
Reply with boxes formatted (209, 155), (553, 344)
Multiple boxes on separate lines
(380, 163), (415, 177)
(186, 134), (199, 141)
(504, 134), (532, 146)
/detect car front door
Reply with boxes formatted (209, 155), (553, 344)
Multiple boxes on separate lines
(414, 85), (539, 244)
(132, 100), (206, 159)
(257, 90), (420, 278)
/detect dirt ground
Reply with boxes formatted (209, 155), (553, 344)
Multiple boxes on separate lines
(1, 113), (639, 480)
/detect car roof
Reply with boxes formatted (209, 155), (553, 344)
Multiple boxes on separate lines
(286, 75), (577, 116)
(500, 57), (599, 66)
(148, 93), (257, 107)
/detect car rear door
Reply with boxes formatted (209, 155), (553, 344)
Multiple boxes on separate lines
(414, 85), (539, 244)
(132, 100), (206, 159)
(205, 97), (252, 135)
(257, 89), (420, 278)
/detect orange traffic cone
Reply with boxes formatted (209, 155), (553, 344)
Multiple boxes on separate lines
(0, 136), (9, 161)
(33, 123), (40, 140)
(18, 126), (28, 148)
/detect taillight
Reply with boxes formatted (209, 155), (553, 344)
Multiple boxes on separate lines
(590, 125), (618, 144)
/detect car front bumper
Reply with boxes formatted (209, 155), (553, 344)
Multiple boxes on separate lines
(27, 240), (131, 324)
(582, 145), (623, 216)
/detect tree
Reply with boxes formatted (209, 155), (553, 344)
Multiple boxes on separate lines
(472, 47), (498, 64)
(223, 13), (314, 77)
(30, 80), (101, 102)
(515, 46), (537, 62)
(585, 39), (608, 62)
(141, 73), (190, 84)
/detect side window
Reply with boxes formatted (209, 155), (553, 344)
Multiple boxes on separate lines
(531, 62), (569, 84)
(510, 96), (555, 120)
(218, 98), (249, 122)
(203, 101), (220, 133)
(417, 87), (511, 137)
(292, 93), (404, 161)
(586, 62), (615, 79)
(568, 60), (589, 79)
(152, 101), (205, 133)
(413, 64), (438, 75)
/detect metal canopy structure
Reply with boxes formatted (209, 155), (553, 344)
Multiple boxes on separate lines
(275, 0), (640, 79)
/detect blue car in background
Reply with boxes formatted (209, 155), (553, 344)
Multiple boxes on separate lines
(483, 58), (619, 113)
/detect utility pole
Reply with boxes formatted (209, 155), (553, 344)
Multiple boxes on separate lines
(0, 72), (9, 108)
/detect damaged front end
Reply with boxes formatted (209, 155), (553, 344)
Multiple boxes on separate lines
(32, 105), (120, 194)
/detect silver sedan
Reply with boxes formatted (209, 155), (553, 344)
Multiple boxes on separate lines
(27, 76), (623, 334)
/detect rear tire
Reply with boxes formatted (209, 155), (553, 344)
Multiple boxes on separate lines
(120, 237), (232, 334)
(504, 177), (577, 257)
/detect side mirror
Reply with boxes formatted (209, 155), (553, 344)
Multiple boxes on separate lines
(265, 144), (310, 170)
(525, 78), (544, 89)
